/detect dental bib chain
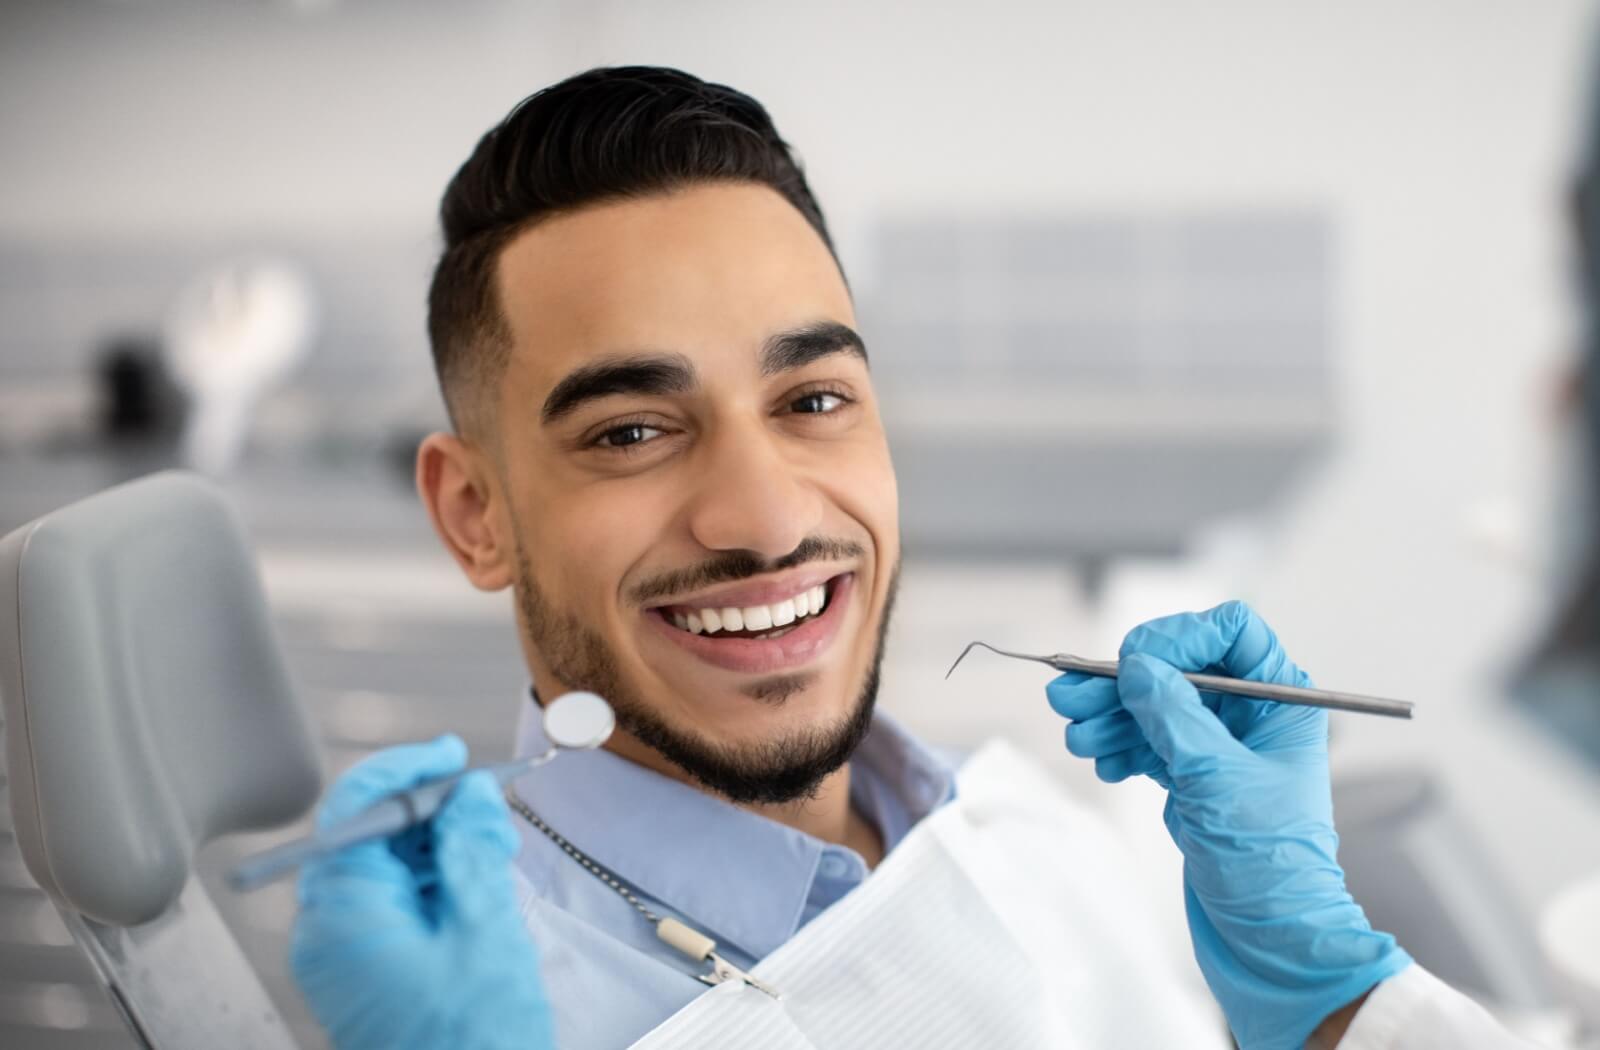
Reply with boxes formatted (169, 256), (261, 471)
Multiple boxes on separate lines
(503, 790), (782, 1000)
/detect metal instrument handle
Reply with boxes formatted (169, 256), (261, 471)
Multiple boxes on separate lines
(1049, 654), (1414, 719)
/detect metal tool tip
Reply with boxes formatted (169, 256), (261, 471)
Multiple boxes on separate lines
(945, 640), (997, 679)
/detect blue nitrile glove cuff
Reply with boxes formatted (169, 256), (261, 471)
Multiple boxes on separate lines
(1178, 813), (1414, 1049)
(1190, 896), (1414, 1050)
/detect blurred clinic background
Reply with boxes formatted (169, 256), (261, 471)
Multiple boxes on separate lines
(5, 0), (1600, 1046)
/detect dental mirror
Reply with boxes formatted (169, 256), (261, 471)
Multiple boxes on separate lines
(541, 690), (616, 752)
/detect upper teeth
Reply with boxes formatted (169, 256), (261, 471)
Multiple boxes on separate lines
(672, 584), (828, 635)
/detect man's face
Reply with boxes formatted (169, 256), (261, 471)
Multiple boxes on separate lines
(488, 181), (900, 802)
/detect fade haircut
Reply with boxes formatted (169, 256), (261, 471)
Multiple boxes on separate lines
(426, 65), (841, 435)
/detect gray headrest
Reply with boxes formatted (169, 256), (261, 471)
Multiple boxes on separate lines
(0, 471), (321, 925)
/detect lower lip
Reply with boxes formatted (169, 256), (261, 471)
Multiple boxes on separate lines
(644, 573), (855, 675)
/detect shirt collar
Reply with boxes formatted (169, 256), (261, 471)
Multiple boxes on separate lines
(509, 686), (955, 961)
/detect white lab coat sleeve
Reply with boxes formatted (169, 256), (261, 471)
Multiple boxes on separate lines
(1336, 963), (1546, 1049)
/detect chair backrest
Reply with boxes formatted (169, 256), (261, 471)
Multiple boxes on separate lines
(0, 470), (322, 1048)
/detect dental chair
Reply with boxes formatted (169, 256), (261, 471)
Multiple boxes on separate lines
(0, 470), (322, 1049)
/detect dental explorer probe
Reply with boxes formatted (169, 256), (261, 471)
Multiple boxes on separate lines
(228, 691), (616, 892)
(945, 642), (1414, 720)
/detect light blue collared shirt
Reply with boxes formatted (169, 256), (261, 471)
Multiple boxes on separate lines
(508, 689), (958, 1049)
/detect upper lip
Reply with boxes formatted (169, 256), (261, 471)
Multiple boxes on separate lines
(645, 565), (851, 612)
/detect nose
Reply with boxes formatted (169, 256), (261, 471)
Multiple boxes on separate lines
(685, 424), (824, 560)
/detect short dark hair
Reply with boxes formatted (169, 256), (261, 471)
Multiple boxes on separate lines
(426, 65), (840, 434)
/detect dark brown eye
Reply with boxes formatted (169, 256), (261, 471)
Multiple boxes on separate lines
(595, 423), (661, 448)
(792, 392), (845, 414)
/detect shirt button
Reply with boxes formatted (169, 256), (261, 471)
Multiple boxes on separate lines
(819, 854), (849, 879)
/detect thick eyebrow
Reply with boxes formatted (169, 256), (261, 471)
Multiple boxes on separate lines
(540, 353), (696, 424)
(760, 321), (869, 376)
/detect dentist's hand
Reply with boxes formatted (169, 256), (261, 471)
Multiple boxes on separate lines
(289, 735), (554, 1050)
(1046, 602), (1411, 1050)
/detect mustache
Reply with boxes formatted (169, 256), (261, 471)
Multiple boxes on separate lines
(628, 536), (865, 606)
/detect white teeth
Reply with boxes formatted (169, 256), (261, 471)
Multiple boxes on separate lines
(669, 580), (835, 635)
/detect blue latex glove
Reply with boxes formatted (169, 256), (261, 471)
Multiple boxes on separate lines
(1045, 602), (1411, 1050)
(289, 735), (554, 1050)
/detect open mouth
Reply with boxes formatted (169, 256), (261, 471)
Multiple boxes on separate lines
(661, 578), (834, 641)
(644, 572), (854, 675)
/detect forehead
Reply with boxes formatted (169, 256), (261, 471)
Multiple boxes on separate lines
(495, 182), (854, 393)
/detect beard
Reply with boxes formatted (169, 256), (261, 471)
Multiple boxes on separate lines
(513, 544), (899, 805)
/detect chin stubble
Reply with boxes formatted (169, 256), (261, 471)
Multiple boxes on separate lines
(514, 547), (900, 805)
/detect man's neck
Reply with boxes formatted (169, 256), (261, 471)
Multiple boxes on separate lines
(606, 730), (885, 868)
(748, 764), (885, 868)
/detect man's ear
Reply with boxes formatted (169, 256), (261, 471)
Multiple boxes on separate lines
(416, 431), (514, 592)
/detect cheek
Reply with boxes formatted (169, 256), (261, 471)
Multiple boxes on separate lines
(867, 471), (900, 604)
(538, 489), (669, 621)
(850, 435), (899, 534)
(871, 454), (900, 545)
(819, 437), (900, 573)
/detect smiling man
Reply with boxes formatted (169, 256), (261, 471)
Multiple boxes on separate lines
(425, 171), (899, 811)
(288, 66), (1536, 1050)
(407, 67), (920, 1038)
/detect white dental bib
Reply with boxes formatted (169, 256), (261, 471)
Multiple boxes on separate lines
(611, 740), (1230, 1049)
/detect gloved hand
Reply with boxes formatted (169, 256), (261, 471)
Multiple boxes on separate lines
(289, 735), (554, 1050)
(1045, 601), (1411, 1050)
